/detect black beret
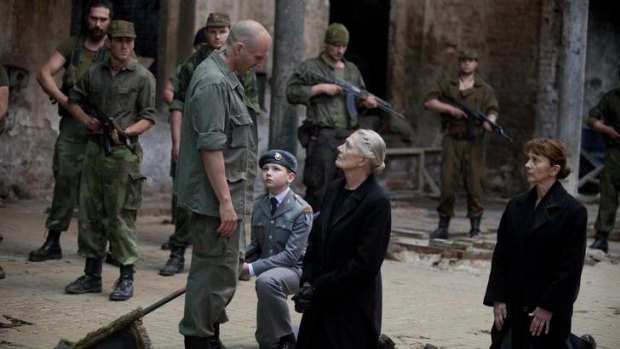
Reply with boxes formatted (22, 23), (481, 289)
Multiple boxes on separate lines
(259, 149), (297, 173)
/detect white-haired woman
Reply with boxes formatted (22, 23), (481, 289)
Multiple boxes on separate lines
(293, 129), (391, 349)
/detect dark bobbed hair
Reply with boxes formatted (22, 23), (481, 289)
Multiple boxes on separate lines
(83, 0), (114, 25)
(523, 138), (572, 180)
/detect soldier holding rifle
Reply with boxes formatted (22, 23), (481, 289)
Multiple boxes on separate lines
(424, 49), (499, 239)
(287, 23), (378, 212)
(30, 0), (112, 262)
(63, 20), (156, 301)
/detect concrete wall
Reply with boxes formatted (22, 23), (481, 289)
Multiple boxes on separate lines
(2, 0), (618, 202)
(388, 0), (542, 195)
(0, 0), (72, 200)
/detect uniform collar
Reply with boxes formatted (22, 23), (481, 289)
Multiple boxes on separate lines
(318, 52), (350, 70)
(270, 187), (291, 205)
(448, 74), (484, 88)
(105, 57), (138, 72)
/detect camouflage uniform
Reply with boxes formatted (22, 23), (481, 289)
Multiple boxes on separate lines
(46, 37), (107, 232)
(68, 57), (156, 265)
(586, 88), (620, 238)
(176, 52), (258, 338)
(286, 54), (366, 211)
(425, 75), (499, 219)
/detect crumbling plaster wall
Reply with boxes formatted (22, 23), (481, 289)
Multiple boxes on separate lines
(0, 0), (72, 201)
(388, 0), (542, 195)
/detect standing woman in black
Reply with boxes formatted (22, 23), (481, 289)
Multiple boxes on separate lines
(293, 129), (391, 349)
(484, 138), (594, 348)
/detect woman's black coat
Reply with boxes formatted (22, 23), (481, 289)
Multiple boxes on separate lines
(483, 181), (588, 348)
(296, 175), (392, 349)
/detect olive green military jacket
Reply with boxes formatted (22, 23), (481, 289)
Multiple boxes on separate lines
(170, 45), (260, 114)
(286, 54), (366, 129)
(425, 75), (499, 136)
(586, 88), (620, 148)
(68, 58), (157, 130)
(176, 52), (258, 217)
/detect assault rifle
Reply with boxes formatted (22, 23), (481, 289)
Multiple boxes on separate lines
(82, 103), (137, 156)
(300, 69), (406, 120)
(439, 95), (513, 143)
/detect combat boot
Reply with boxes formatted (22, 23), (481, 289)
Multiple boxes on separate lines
(469, 217), (481, 238)
(65, 258), (102, 294)
(0, 265), (5, 279)
(159, 246), (185, 276)
(429, 216), (450, 239)
(590, 231), (609, 253)
(110, 264), (134, 301)
(28, 230), (62, 261)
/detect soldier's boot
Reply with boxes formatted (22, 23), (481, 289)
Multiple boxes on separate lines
(65, 258), (102, 294)
(159, 246), (185, 276)
(110, 264), (134, 301)
(590, 231), (609, 253)
(429, 216), (450, 239)
(28, 230), (62, 261)
(469, 217), (481, 238)
(0, 265), (5, 279)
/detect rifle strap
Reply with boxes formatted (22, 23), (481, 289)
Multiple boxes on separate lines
(68, 35), (107, 69)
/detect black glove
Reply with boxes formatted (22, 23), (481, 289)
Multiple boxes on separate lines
(292, 285), (314, 313)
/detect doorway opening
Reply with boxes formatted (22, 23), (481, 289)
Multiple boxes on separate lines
(330, 0), (390, 99)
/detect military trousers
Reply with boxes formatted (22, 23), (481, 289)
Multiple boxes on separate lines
(77, 140), (144, 265)
(437, 135), (485, 218)
(594, 147), (620, 233)
(45, 116), (90, 231)
(167, 160), (192, 247)
(168, 197), (192, 247)
(255, 267), (301, 349)
(303, 129), (351, 211)
(179, 214), (243, 338)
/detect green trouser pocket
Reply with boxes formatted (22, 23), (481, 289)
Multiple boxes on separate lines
(124, 172), (146, 210)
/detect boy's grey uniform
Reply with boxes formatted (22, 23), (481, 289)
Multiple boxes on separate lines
(245, 189), (312, 349)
